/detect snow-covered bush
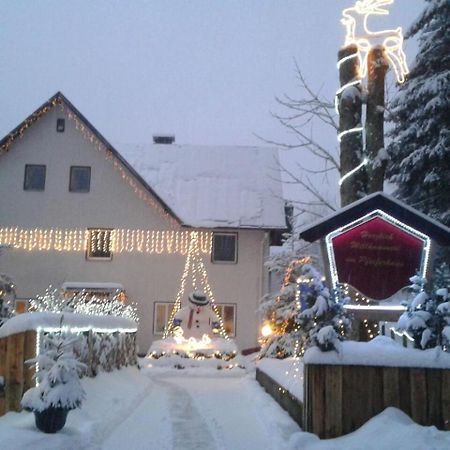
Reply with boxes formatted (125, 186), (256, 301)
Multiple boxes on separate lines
(397, 275), (450, 352)
(297, 265), (352, 354)
(30, 286), (138, 322)
(21, 331), (86, 412)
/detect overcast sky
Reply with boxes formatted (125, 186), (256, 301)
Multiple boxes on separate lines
(0, 0), (424, 207)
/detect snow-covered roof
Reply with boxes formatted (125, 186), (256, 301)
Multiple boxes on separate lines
(0, 92), (286, 231)
(116, 143), (286, 229)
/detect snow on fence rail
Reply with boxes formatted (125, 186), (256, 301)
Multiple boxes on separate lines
(0, 312), (138, 416)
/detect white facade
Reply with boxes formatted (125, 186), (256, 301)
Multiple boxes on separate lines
(0, 94), (286, 353)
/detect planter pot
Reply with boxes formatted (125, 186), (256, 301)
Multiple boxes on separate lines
(34, 407), (70, 433)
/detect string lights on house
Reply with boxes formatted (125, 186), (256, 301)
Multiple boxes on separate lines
(0, 227), (212, 256)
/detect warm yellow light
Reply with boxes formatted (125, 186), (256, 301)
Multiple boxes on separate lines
(261, 324), (273, 337)
(341, 0), (409, 83)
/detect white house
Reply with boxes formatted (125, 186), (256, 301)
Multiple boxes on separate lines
(0, 92), (287, 353)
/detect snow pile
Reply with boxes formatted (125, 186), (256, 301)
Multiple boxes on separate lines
(0, 311), (137, 338)
(288, 407), (450, 450)
(147, 337), (245, 370)
(304, 336), (450, 369)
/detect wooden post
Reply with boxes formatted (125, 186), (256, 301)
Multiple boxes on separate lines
(23, 331), (36, 393)
(0, 338), (7, 416)
(338, 44), (366, 206)
(5, 333), (25, 412)
(366, 46), (389, 193)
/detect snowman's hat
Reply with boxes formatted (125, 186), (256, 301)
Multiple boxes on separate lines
(188, 291), (209, 306)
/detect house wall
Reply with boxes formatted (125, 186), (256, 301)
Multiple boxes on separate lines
(0, 106), (269, 352)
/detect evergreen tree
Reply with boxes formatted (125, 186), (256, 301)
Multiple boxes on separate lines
(297, 265), (352, 354)
(387, 0), (450, 226)
(397, 275), (450, 352)
(259, 233), (309, 359)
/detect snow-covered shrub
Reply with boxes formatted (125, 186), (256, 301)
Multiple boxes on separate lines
(397, 276), (450, 352)
(21, 331), (86, 412)
(297, 265), (352, 353)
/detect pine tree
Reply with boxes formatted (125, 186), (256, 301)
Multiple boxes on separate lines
(259, 233), (309, 359)
(297, 265), (352, 354)
(397, 275), (450, 352)
(387, 0), (450, 226)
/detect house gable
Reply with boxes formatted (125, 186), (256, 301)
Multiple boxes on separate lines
(0, 94), (180, 231)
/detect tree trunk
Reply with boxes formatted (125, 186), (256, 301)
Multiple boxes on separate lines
(338, 45), (366, 206)
(366, 46), (389, 193)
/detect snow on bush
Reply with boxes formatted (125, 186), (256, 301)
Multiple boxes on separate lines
(21, 331), (86, 412)
(396, 275), (450, 352)
(297, 265), (351, 354)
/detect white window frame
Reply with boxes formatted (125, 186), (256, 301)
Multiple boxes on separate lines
(153, 302), (176, 336)
(215, 302), (237, 337)
(211, 232), (238, 264)
(86, 228), (113, 261)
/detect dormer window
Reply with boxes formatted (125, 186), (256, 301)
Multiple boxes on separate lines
(56, 118), (65, 132)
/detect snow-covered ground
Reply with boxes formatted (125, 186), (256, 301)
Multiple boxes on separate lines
(0, 359), (449, 449)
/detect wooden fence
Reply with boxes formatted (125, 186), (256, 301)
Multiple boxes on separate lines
(0, 330), (137, 416)
(304, 364), (450, 439)
(255, 368), (303, 427)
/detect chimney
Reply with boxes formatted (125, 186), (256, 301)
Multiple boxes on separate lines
(153, 134), (175, 144)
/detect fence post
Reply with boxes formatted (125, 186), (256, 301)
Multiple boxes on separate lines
(5, 333), (25, 412)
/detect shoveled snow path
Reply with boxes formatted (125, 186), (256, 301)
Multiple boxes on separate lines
(101, 371), (300, 450)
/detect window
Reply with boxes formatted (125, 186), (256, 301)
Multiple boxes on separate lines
(14, 299), (29, 314)
(153, 302), (176, 335)
(70, 166), (91, 192)
(87, 229), (113, 260)
(215, 303), (236, 336)
(212, 233), (237, 263)
(24, 164), (46, 191)
(56, 118), (65, 132)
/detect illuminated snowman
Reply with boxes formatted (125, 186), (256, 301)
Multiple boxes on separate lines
(173, 291), (220, 340)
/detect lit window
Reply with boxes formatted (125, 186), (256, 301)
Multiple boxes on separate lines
(24, 164), (46, 191)
(56, 118), (65, 132)
(87, 229), (113, 260)
(70, 166), (91, 193)
(153, 302), (176, 335)
(215, 303), (236, 336)
(212, 233), (237, 263)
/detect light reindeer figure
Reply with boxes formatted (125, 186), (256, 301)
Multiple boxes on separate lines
(341, 0), (409, 83)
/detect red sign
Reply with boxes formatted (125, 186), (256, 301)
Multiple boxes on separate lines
(332, 217), (424, 300)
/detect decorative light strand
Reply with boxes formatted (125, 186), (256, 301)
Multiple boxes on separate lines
(0, 227), (212, 255)
(338, 158), (368, 186)
(163, 231), (229, 340)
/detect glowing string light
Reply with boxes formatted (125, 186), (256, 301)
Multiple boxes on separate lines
(0, 227), (212, 255)
(338, 158), (368, 186)
(163, 231), (229, 340)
